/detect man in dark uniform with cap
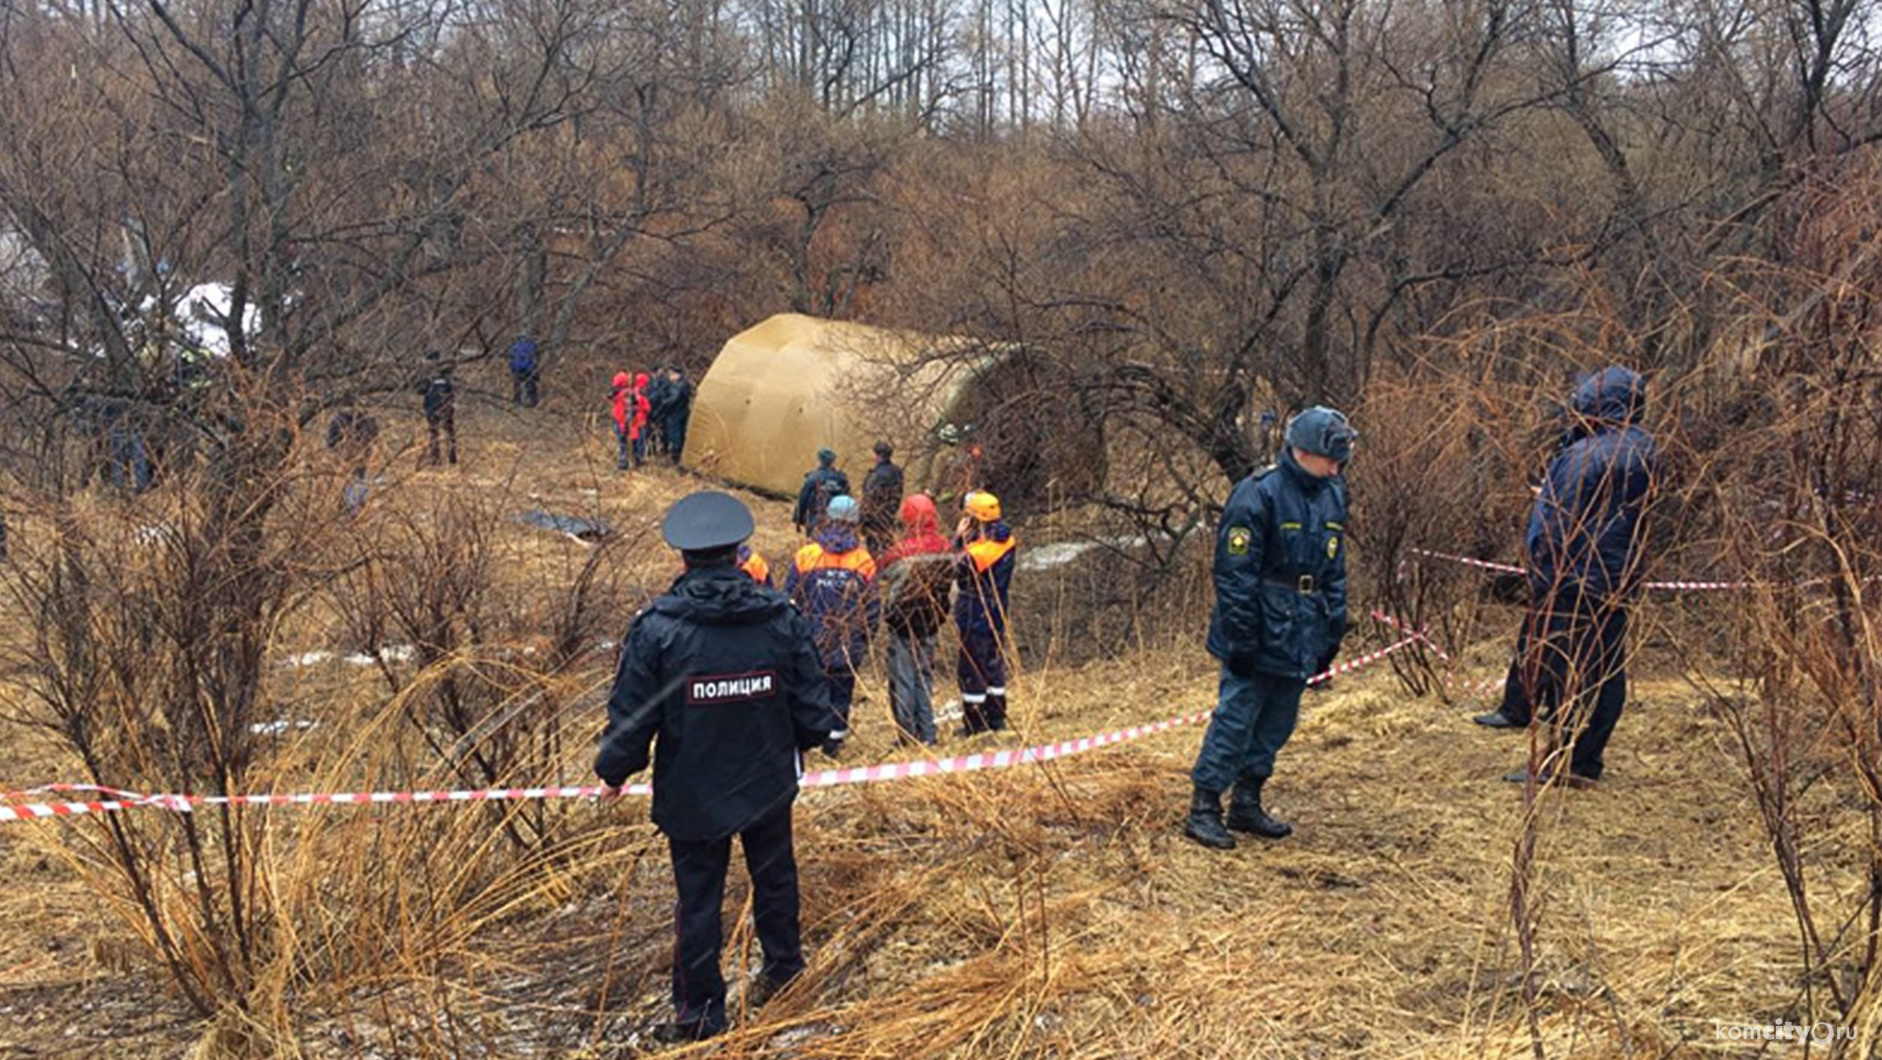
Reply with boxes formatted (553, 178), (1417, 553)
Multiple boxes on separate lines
(1185, 406), (1355, 849)
(597, 490), (842, 1042)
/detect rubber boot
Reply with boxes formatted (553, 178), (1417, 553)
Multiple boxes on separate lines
(1183, 786), (1236, 849)
(961, 699), (990, 736)
(1226, 776), (1292, 838)
(986, 692), (1008, 731)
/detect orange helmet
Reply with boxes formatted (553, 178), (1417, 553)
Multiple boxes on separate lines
(963, 490), (1002, 523)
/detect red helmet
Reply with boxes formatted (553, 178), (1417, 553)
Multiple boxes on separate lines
(612, 372), (630, 388)
(635, 372), (649, 387)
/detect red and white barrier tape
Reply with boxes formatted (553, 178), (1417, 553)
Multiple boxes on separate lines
(1405, 549), (1751, 592)
(1, 632), (1429, 826)
(1370, 609), (1450, 661)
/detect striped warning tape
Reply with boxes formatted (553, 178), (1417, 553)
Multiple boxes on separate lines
(1405, 549), (1752, 591)
(1, 632), (1429, 825)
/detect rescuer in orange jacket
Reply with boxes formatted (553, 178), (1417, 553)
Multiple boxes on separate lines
(954, 490), (1017, 734)
(738, 543), (774, 587)
(784, 495), (879, 756)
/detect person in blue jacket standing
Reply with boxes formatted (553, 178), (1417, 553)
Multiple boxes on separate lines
(1502, 366), (1658, 787)
(508, 334), (540, 408)
(1185, 407), (1355, 849)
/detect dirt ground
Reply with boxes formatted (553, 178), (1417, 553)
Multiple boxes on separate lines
(0, 390), (1817, 1059)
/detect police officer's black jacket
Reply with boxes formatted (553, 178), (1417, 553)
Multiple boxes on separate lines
(1206, 449), (1350, 682)
(596, 566), (841, 841)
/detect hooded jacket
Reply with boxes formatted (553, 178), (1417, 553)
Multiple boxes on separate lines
(1525, 366), (1658, 602)
(609, 372), (632, 433)
(595, 566), (840, 841)
(1205, 447), (1349, 681)
(631, 373), (651, 436)
(785, 521), (880, 670)
(954, 519), (1017, 639)
(880, 494), (953, 637)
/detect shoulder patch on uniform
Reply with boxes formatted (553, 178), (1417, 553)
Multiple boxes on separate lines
(1226, 526), (1254, 557)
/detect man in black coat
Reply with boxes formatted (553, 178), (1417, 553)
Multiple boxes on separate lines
(644, 369), (673, 459)
(663, 365), (693, 464)
(859, 439), (904, 557)
(596, 491), (841, 1043)
(419, 351), (457, 466)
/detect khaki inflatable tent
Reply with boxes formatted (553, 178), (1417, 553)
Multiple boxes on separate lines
(681, 314), (1103, 511)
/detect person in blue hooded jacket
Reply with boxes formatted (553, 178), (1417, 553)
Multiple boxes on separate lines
(1500, 366), (1658, 787)
(1185, 407), (1355, 850)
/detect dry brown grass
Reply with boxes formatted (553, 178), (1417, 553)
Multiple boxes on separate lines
(0, 395), (1825, 1060)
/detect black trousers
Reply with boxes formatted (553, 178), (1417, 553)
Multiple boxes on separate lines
(425, 408), (457, 465)
(668, 802), (805, 1029)
(1510, 590), (1630, 779)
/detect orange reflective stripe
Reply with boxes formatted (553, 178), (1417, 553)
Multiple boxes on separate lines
(794, 544), (825, 574)
(796, 544), (875, 579)
(965, 537), (1016, 573)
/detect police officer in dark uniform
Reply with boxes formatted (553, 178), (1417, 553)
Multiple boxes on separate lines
(1185, 407), (1356, 849)
(596, 491), (842, 1042)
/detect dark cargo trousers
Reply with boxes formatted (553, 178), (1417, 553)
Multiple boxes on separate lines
(1190, 667), (1307, 793)
(1515, 591), (1630, 779)
(667, 803), (805, 1032)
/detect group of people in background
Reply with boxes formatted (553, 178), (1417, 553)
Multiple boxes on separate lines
(413, 333), (699, 473)
(608, 365), (693, 469)
(761, 440), (1017, 749)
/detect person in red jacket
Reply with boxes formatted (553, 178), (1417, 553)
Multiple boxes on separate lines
(631, 372), (653, 466)
(878, 493), (953, 745)
(609, 372), (634, 470)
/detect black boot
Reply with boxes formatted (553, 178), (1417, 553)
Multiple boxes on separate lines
(986, 692), (1008, 731)
(1226, 776), (1293, 839)
(1183, 786), (1235, 849)
(961, 699), (990, 736)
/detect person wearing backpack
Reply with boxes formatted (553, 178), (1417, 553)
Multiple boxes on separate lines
(784, 495), (878, 756)
(792, 449), (850, 536)
(878, 492), (953, 745)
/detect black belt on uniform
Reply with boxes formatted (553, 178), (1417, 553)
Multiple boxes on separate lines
(1263, 574), (1318, 594)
